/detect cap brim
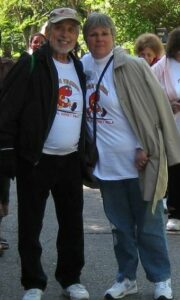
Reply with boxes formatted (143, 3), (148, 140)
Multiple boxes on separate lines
(50, 16), (80, 24)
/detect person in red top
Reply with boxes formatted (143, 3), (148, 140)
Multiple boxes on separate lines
(134, 33), (164, 66)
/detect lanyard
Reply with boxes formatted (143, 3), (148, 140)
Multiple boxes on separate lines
(93, 55), (114, 144)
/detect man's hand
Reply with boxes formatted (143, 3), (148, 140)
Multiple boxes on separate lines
(135, 148), (149, 171)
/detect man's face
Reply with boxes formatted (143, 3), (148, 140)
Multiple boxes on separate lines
(49, 19), (79, 58)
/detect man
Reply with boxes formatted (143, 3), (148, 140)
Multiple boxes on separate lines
(0, 7), (89, 300)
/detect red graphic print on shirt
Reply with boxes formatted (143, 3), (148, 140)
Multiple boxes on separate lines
(57, 85), (77, 111)
(87, 91), (107, 118)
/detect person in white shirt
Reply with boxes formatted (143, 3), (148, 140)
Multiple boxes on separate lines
(152, 27), (180, 232)
(0, 7), (89, 300)
(82, 12), (180, 300)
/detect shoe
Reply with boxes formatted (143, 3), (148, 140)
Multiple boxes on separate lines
(104, 278), (138, 299)
(22, 288), (43, 300)
(154, 278), (173, 300)
(166, 218), (180, 231)
(62, 283), (89, 300)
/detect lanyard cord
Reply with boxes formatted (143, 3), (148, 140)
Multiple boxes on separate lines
(93, 55), (114, 144)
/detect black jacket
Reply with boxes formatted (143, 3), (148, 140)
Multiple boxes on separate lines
(0, 43), (86, 168)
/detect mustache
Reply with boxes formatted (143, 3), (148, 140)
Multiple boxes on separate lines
(57, 38), (70, 43)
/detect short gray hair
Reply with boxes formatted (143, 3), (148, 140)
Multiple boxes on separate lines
(83, 12), (116, 42)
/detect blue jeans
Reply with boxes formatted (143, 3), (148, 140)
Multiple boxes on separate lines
(99, 178), (171, 283)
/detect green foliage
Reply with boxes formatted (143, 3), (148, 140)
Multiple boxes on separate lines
(109, 0), (180, 44)
(0, 0), (72, 56)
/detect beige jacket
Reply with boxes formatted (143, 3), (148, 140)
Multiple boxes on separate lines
(113, 46), (180, 211)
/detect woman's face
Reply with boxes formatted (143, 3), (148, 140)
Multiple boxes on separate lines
(86, 26), (114, 59)
(139, 47), (157, 65)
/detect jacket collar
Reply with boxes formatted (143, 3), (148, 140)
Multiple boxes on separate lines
(113, 46), (127, 68)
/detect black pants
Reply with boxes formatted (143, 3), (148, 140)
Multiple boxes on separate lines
(16, 153), (84, 290)
(0, 175), (10, 206)
(167, 164), (180, 219)
(0, 176), (10, 223)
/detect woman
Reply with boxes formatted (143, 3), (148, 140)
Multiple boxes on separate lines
(152, 27), (180, 232)
(82, 12), (180, 300)
(134, 33), (164, 66)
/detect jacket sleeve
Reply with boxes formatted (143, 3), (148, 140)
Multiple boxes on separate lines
(0, 53), (32, 149)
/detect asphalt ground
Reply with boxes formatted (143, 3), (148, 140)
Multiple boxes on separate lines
(0, 182), (180, 300)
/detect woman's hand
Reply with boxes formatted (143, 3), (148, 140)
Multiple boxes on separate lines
(171, 100), (180, 114)
(135, 148), (149, 171)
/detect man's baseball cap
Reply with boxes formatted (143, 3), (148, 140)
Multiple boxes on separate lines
(49, 8), (80, 24)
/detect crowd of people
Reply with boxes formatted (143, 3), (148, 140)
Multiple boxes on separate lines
(0, 6), (180, 300)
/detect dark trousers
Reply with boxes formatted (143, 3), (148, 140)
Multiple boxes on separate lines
(167, 164), (180, 219)
(0, 176), (10, 222)
(16, 152), (84, 290)
(0, 175), (10, 206)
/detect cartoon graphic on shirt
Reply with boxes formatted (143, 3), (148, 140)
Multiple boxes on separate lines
(87, 91), (107, 118)
(58, 85), (77, 111)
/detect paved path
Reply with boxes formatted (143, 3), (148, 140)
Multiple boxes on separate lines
(0, 182), (180, 300)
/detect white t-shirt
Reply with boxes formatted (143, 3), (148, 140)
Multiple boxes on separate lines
(81, 53), (139, 180)
(43, 58), (83, 155)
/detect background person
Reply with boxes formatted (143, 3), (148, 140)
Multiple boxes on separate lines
(82, 12), (180, 300)
(0, 7), (89, 300)
(152, 27), (180, 232)
(134, 32), (164, 66)
(0, 56), (14, 256)
(28, 32), (47, 54)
